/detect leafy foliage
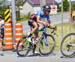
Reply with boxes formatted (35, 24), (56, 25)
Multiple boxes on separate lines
(63, 0), (69, 11)
(16, 0), (23, 6)
(72, 3), (75, 11)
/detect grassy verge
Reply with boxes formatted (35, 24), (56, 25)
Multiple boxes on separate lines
(54, 22), (75, 51)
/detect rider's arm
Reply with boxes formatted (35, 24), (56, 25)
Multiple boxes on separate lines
(36, 10), (46, 25)
(37, 16), (44, 24)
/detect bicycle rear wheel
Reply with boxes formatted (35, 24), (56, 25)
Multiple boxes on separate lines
(60, 33), (75, 57)
(39, 34), (55, 55)
(16, 37), (30, 57)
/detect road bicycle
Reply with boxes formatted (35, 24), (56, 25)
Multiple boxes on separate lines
(60, 33), (75, 57)
(16, 26), (56, 57)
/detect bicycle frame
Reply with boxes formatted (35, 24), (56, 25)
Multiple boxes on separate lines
(16, 26), (56, 56)
(24, 26), (56, 45)
(34, 26), (55, 45)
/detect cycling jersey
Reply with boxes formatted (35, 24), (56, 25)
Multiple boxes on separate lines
(36, 10), (50, 22)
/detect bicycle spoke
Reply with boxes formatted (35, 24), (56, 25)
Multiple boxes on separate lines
(16, 37), (30, 57)
(61, 33), (75, 57)
(39, 34), (55, 55)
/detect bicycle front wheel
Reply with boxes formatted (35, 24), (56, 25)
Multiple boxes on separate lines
(39, 34), (55, 55)
(60, 33), (75, 57)
(16, 37), (30, 57)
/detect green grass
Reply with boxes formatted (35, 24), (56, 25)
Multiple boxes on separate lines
(54, 22), (75, 51)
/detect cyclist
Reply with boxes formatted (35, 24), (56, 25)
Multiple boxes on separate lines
(28, 14), (39, 54)
(36, 4), (56, 45)
(0, 15), (4, 39)
(28, 14), (39, 41)
(27, 4), (56, 54)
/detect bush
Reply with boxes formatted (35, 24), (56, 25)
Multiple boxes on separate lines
(0, 6), (4, 18)
(72, 3), (75, 11)
(17, 15), (29, 22)
(17, 12), (30, 22)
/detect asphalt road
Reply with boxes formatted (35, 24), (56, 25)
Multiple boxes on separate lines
(0, 51), (75, 62)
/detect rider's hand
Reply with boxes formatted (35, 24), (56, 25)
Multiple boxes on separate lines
(53, 26), (57, 30)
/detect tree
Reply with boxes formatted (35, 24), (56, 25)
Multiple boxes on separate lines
(72, 3), (75, 11)
(0, 0), (4, 5)
(0, 0), (7, 17)
(63, 0), (69, 11)
(15, 0), (23, 20)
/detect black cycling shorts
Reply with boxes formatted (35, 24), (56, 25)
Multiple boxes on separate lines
(28, 19), (39, 28)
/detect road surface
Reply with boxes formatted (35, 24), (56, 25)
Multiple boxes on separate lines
(0, 51), (75, 62)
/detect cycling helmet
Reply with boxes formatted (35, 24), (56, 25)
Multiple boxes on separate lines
(42, 5), (51, 12)
(0, 15), (2, 18)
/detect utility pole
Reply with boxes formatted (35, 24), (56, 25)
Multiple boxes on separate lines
(69, 0), (72, 40)
(11, 0), (16, 45)
(69, 0), (72, 33)
(61, 0), (64, 38)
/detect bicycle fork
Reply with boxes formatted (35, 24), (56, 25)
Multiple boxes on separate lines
(43, 32), (49, 46)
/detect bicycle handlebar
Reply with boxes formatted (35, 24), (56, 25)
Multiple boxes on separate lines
(39, 25), (57, 35)
(47, 25), (57, 35)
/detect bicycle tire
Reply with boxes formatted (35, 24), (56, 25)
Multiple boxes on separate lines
(39, 34), (55, 55)
(16, 37), (30, 57)
(60, 33), (75, 57)
(73, 16), (75, 20)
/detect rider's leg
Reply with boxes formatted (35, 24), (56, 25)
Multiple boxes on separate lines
(44, 28), (48, 46)
(32, 26), (39, 53)
(32, 44), (36, 54)
(34, 32), (39, 41)
(1, 28), (4, 39)
(1, 28), (4, 46)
